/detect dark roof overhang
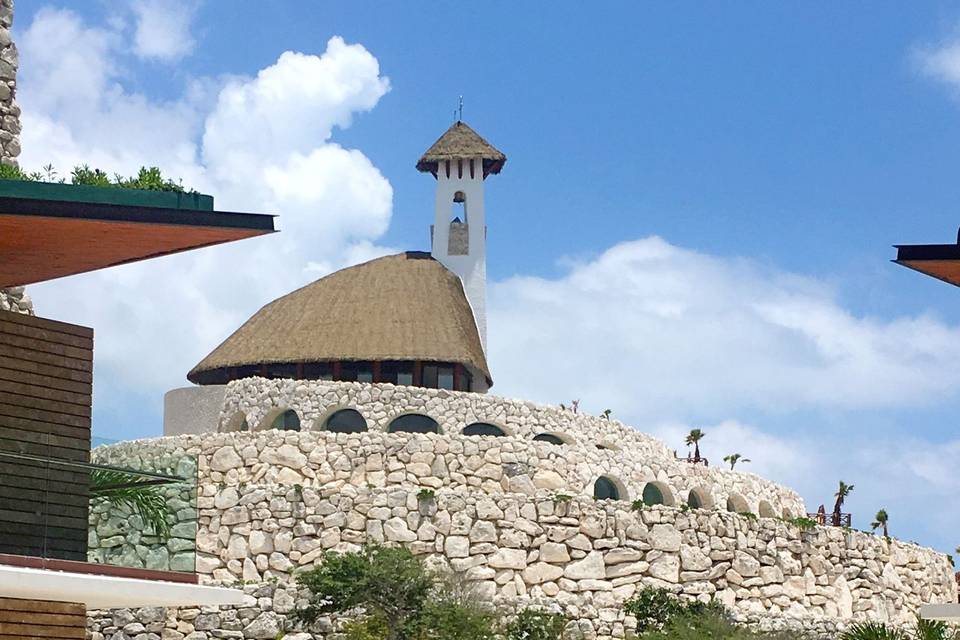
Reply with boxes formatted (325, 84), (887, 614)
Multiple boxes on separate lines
(894, 236), (960, 288)
(0, 187), (275, 287)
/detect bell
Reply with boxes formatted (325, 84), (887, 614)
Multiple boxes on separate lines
(453, 191), (466, 203)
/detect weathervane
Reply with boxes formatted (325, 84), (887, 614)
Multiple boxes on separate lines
(458, 95), (463, 122)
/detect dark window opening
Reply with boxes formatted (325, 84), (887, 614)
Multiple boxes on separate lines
(463, 423), (505, 437)
(325, 409), (367, 433)
(381, 361), (414, 386)
(264, 363), (298, 379)
(533, 433), (566, 446)
(688, 490), (703, 509)
(642, 483), (665, 506)
(340, 362), (373, 383)
(594, 477), (620, 501)
(272, 409), (300, 432)
(388, 414), (440, 434)
(302, 362), (332, 380)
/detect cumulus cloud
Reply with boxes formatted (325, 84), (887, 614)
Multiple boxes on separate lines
(914, 26), (960, 93)
(130, 0), (198, 61)
(488, 237), (960, 420)
(18, 9), (393, 418)
(487, 239), (960, 550)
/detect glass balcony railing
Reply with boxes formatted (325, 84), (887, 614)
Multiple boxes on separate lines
(0, 437), (197, 575)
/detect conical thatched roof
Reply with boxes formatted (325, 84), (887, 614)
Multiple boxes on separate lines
(416, 121), (506, 177)
(188, 252), (491, 385)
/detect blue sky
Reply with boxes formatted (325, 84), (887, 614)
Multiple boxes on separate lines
(15, 1), (960, 552)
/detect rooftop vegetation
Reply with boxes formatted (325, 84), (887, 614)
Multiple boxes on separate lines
(0, 163), (192, 193)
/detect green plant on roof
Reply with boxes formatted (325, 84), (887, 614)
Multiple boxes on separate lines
(871, 509), (890, 539)
(685, 428), (705, 461)
(90, 467), (173, 539)
(0, 162), (192, 193)
(600, 409), (612, 420)
(785, 515), (818, 531)
(723, 453), (750, 470)
(833, 480), (854, 524)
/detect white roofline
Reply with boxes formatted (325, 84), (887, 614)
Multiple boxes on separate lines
(0, 564), (245, 609)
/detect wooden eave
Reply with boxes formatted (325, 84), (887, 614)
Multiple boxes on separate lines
(0, 196), (276, 287)
(893, 242), (960, 288)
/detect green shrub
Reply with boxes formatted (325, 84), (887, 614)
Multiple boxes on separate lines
(411, 598), (497, 640)
(343, 614), (389, 640)
(502, 608), (568, 640)
(785, 516), (818, 531)
(623, 587), (725, 634)
(295, 545), (433, 640)
(639, 610), (796, 640)
(416, 488), (436, 501)
(839, 622), (909, 640)
(0, 162), (190, 192)
(914, 617), (953, 640)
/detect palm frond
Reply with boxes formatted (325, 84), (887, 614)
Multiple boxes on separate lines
(90, 468), (173, 539)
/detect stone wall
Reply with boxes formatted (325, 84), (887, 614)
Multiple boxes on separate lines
(87, 431), (957, 640)
(0, 0), (28, 315)
(0, 284), (32, 314)
(209, 378), (806, 518)
(88, 446), (199, 572)
(0, 0), (19, 165)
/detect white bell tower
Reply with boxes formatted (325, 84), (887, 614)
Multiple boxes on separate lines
(417, 120), (506, 353)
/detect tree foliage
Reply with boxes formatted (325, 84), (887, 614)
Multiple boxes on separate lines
(295, 545), (434, 640)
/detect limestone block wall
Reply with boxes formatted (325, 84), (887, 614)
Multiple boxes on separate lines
(86, 431), (956, 640)
(0, 0), (28, 315)
(87, 446), (199, 572)
(0, 285), (32, 314)
(212, 379), (805, 517)
(0, 0), (19, 165)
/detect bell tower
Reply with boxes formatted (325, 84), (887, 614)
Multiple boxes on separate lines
(417, 120), (506, 353)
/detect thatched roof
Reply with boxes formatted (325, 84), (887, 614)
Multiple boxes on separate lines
(416, 121), (506, 177)
(188, 252), (491, 385)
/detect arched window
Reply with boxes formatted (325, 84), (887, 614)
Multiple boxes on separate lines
(688, 489), (702, 509)
(533, 433), (566, 446)
(325, 409), (367, 433)
(726, 494), (749, 513)
(641, 481), (675, 507)
(271, 409), (300, 432)
(462, 422), (505, 437)
(594, 477), (622, 501)
(642, 483), (665, 506)
(758, 500), (776, 518)
(388, 414), (440, 434)
(687, 486), (712, 510)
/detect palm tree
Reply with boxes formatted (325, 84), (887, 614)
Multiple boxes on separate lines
(685, 428), (705, 462)
(871, 509), (889, 538)
(723, 453), (750, 470)
(833, 481), (854, 526)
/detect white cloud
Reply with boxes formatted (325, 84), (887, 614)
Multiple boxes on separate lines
(130, 0), (198, 62)
(914, 26), (960, 93)
(18, 9), (393, 412)
(488, 237), (960, 420)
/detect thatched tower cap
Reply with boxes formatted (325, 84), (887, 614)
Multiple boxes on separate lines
(188, 252), (491, 386)
(416, 121), (506, 177)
